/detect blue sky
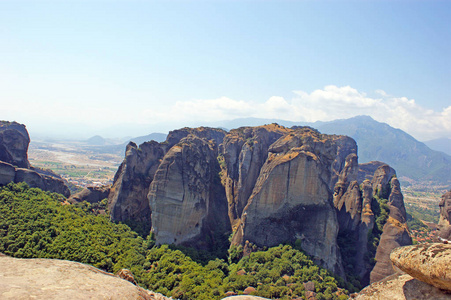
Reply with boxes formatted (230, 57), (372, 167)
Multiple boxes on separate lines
(1, 0), (450, 140)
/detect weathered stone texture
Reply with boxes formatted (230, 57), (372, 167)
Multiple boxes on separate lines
(0, 121), (71, 197)
(0, 121), (30, 169)
(230, 127), (358, 277)
(370, 171), (411, 284)
(390, 243), (451, 292)
(0, 255), (170, 300)
(68, 185), (111, 204)
(108, 141), (166, 232)
(354, 272), (451, 300)
(438, 190), (451, 240)
(149, 134), (229, 249)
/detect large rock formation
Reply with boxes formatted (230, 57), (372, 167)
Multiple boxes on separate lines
(354, 243), (451, 299)
(109, 127), (229, 246)
(438, 190), (451, 240)
(230, 126), (357, 276)
(108, 141), (167, 234)
(0, 254), (170, 300)
(390, 243), (451, 291)
(221, 124), (291, 229)
(354, 272), (451, 300)
(0, 121), (70, 197)
(68, 185), (111, 204)
(107, 123), (411, 283)
(369, 167), (411, 283)
(0, 121), (30, 168)
(149, 133), (229, 249)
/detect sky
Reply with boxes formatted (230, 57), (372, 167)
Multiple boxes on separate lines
(1, 0), (450, 141)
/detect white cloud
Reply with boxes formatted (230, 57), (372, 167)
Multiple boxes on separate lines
(157, 85), (450, 141)
(3, 85), (451, 141)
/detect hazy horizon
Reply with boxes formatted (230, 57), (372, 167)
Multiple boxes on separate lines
(2, 1), (450, 141)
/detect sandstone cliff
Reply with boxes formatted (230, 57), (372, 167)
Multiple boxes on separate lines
(369, 166), (411, 284)
(68, 185), (111, 204)
(438, 190), (451, 240)
(0, 121), (30, 168)
(229, 126), (358, 276)
(220, 124), (290, 229)
(149, 133), (229, 249)
(107, 123), (411, 284)
(355, 243), (451, 300)
(108, 127), (229, 247)
(108, 141), (167, 234)
(0, 121), (70, 197)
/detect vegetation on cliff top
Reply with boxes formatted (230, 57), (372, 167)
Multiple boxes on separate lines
(0, 183), (351, 300)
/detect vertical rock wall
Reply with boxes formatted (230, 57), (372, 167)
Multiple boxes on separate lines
(149, 135), (229, 249)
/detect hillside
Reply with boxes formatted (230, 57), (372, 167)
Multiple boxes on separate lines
(0, 182), (352, 299)
(315, 116), (451, 187)
(207, 116), (451, 188)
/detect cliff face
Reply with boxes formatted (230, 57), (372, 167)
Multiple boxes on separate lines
(221, 124), (290, 229)
(229, 126), (357, 276)
(108, 141), (167, 233)
(0, 121), (30, 169)
(438, 190), (451, 240)
(107, 123), (411, 282)
(369, 166), (411, 284)
(149, 133), (229, 249)
(68, 185), (111, 204)
(0, 121), (70, 197)
(108, 127), (229, 245)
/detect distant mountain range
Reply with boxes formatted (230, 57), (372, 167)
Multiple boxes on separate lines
(86, 116), (450, 188)
(314, 116), (451, 187)
(208, 116), (451, 187)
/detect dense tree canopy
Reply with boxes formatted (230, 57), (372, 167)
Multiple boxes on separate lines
(0, 183), (350, 299)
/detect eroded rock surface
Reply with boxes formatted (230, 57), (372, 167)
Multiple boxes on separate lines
(0, 121), (30, 168)
(438, 190), (451, 240)
(354, 272), (451, 300)
(108, 141), (167, 233)
(370, 170), (411, 283)
(0, 255), (170, 300)
(0, 121), (70, 197)
(149, 133), (229, 249)
(390, 243), (451, 291)
(68, 185), (111, 204)
(221, 124), (290, 229)
(107, 124), (411, 283)
(230, 127), (357, 276)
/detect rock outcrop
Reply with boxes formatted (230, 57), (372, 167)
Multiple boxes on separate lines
(68, 185), (111, 204)
(336, 161), (411, 284)
(108, 127), (229, 247)
(390, 243), (451, 292)
(438, 190), (451, 240)
(230, 126), (357, 276)
(149, 132), (230, 249)
(108, 141), (166, 234)
(354, 243), (451, 299)
(354, 272), (451, 300)
(221, 124), (290, 229)
(0, 121), (30, 168)
(107, 123), (411, 283)
(369, 168), (411, 283)
(0, 254), (170, 300)
(0, 121), (70, 197)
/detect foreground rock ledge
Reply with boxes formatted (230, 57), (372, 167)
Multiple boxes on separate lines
(0, 254), (169, 300)
(353, 272), (451, 300)
(390, 243), (451, 292)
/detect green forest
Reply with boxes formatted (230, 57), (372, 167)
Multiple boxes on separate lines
(0, 183), (352, 300)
